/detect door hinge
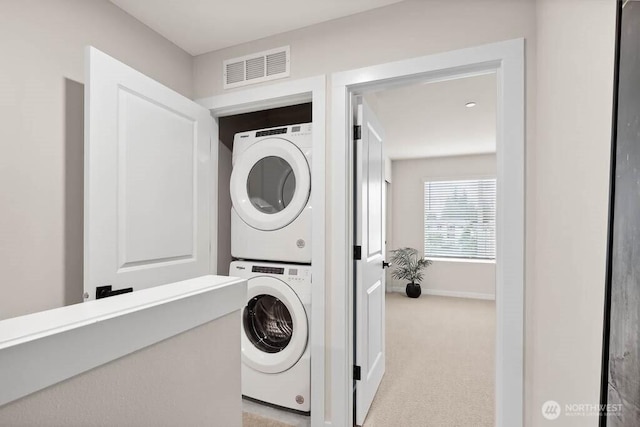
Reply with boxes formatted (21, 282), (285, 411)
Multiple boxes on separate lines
(354, 365), (362, 381)
(353, 125), (362, 141)
(354, 245), (362, 260)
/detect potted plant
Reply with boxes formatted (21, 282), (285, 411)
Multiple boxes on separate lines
(390, 247), (433, 298)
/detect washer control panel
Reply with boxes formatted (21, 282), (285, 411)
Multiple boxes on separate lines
(251, 266), (284, 275)
(286, 267), (311, 283)
(233, 261), (311, 284)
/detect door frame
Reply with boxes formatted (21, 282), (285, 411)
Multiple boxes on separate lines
(330, 39), (525, 427)
(196, 75), (326, 427)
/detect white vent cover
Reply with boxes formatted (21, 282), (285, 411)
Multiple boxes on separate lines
(223, 46), (290, 89)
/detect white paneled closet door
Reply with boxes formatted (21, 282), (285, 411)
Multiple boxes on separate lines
(84, 47), (214, 300)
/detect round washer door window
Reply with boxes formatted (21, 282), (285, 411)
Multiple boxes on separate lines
(243, 294), (293, 353)
(241, 277), (308, 374)
(231, 138), (310, 231)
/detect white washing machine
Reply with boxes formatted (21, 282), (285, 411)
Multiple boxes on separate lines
(230, 260), (311, 413)
(230, 123), (312, 264)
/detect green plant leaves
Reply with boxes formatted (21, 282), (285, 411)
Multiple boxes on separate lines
(389, 247), (432, 284)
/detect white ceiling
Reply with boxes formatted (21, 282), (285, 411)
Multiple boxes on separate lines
(109, 0), (404, 56)
(372, 73), (497, 160)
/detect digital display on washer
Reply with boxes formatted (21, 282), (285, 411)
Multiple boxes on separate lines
(291, 126), (301, 133)
(289, 268), (298, 276)
(256, 127), (287, 137)
(252, 266), (285, 274)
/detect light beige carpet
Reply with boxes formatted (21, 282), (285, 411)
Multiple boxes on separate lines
(363, 293), (495, 427)
(243, 411), (294, 427)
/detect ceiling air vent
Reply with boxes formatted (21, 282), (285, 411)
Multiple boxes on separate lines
(223, 46), (290, 89)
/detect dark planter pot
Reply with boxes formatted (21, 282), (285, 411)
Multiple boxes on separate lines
(405, 282), (421, 298)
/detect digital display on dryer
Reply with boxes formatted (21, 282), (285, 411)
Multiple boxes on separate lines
(256, 128), (287, 137)
(251, 266), (285, 274)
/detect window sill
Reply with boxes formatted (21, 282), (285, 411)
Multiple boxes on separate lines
(425, 257), (496, 264)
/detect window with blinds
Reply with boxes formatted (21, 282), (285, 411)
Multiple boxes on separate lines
(424, 178), (496, 260)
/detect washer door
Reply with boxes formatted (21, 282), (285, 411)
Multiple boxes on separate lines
(241, 276), (308, 374)
(231, 138), (310, 231)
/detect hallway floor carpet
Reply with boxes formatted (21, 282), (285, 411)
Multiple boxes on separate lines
(363, 292), (495, 427)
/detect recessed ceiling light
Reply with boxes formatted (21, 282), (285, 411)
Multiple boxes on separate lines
(465, 102), (477, 108)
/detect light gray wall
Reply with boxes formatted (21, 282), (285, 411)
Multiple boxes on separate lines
(533, 0), (616, 425)
(0, 312), (242, 427)
(0, 1), (618, 425)
(192, 2), (618, 423)
(193, 0), (536, 99)
(218, 142), (233, 275)
(192, 1), (538, 422)
(0, 0), (194, 320)
(390, 154), (496, 297)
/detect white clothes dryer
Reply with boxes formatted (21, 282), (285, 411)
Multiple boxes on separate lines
(230, 123), (312, 263)
(230, 261), (311, 413)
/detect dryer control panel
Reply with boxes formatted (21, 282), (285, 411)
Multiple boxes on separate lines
(233, 123), (312, 145)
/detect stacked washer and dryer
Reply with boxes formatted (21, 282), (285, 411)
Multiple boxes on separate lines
(229, 123), (313, 414)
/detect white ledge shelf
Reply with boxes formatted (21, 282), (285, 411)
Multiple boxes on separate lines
(0, 275), (247, 407)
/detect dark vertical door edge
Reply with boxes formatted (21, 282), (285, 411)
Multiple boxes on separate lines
(599, 1), (623, 425)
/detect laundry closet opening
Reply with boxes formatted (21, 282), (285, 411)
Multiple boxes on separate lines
(199, 76), (325, 426)
(216, 102), (312, 276)
(215, 100), (316, 422)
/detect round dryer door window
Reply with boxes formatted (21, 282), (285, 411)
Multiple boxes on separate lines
(246, 156), (296, 214)
(231, 138), (310, 231)
(241, 276), (308, 374)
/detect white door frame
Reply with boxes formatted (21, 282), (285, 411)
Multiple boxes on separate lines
(196, 75), (326, 427)
(330, 39), (525, 427)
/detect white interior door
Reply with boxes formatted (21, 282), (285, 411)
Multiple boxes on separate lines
(354, 97), (386, 426)
(84, 47), (214, 300)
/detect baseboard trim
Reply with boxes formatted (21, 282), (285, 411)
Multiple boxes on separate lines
(388, 287), (495, 300)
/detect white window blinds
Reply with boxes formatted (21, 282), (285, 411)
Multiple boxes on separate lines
(424, 178), (496, 260)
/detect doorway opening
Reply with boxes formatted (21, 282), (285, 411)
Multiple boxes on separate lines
(330, 39), (525, 427)
(353, 73), (498, 426)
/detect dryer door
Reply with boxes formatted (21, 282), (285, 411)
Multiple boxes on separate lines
(230, 138), (310, 231)
(241, 276), (308, 374)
